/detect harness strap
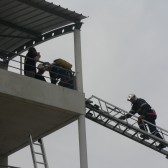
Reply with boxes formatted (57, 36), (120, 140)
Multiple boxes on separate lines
(147, 110), (157, 116)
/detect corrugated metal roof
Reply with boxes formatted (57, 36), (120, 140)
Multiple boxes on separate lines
(0, 0), (87, 59)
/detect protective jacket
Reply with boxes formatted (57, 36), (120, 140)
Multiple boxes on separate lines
(24, 50), (37, 74)
(125, 98), (156, 119)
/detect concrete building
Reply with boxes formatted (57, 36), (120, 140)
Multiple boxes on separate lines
(0, 0), (87, 167)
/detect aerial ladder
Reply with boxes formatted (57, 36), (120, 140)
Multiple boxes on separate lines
(85, 95), (168, 158)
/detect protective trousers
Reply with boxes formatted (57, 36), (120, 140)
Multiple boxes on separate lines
(138, 115), (163, 139)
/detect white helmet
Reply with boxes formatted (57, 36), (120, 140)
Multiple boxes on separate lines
(127, 94), (137, 102)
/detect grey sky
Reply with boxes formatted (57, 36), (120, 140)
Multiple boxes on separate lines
(9, 0), (168, 168)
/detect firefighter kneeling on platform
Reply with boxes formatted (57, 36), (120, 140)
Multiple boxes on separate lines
(118, 94), (166, 149)
(48, 58), (75, 89)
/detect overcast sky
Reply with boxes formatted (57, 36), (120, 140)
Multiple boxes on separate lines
(9, 0), (168, 168)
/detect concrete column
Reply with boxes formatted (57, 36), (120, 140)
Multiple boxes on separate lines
(74, 28), (83, 92)
(0, 155), (8, 167)
(78, 115), (88, 168)
(74, 28), (88, 168)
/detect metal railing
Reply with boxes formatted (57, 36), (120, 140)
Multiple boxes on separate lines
(0, 51), (76, 89)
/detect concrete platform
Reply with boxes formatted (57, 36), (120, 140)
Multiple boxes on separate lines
(0, 69), (85, 156)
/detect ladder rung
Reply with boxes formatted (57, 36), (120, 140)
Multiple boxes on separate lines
(33, 142), (40, 146)
(29, 135), (49, 168)
(96, 114), (101, 119)
(113, 122), (120, 128)
(104, 119), (110, 124)
(35, 152), (44, 155)
(122, 127), (129, 133)
(149, 140), (157, 147)
(131, 131), (138, 137)
(36, 161), (47, 165)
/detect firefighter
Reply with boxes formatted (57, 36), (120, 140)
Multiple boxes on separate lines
(24, 47), (41, 77)
(119, 94), (166, 149)
(49, 59), (74, 89)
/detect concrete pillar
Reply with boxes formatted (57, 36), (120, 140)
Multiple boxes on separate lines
(0, 155), (8, 167)
(78, 115), (88, 168)
(74, 28), (88, 168)
(74, 28), (83, 92)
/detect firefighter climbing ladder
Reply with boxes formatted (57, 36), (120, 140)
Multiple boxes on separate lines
(85, 95), (168, 158)
(29, 135), (49, 168)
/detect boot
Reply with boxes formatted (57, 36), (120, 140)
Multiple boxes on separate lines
(156, 143), (167, 150)
(140, 134), (149, 140)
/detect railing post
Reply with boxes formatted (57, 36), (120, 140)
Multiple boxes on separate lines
(20, 55), (22, 75)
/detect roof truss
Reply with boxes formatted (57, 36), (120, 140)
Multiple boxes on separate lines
(0, 18), (40, 37)
(17, 0), (82, 23)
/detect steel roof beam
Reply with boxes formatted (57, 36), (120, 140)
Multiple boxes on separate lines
(0, 34), (34, 39)
(0, 18), (40, 37)
(17, 0), (84, 23)
(8, 23), (82, 59)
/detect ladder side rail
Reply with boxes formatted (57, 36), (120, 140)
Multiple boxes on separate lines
(86, 105), (122, 131)
(105, 102), (110, 113)
(100, 108), (168, 145)
(90, 95), (129, 114)
(86, 104), (144, 136)
(86, 109), (168, 157)
(88, 95), (168, 140)
(107, 106), (139, 128)
(106, 106), (124, 118)
(87, 103), (160, 142)
(103, 121), (168, 156)
(86, 104), (168, 146)
(91, 96), (127, 116)
(86, 103), (135, 130)
(39, 139), (49, 168)
(86, 96), (127, 120)
(87, 111), (144, 146)
(29, 135), (38, 168)
(107, 106), (138, 122)
(107, 105), (139, 128)
(97, 98), (103, 111)
(86, 105), (108, 122)
(87, 96), (139, 126)
(111, 105), (168, 141)
(94, 95), (168, 134)
(99, 106), (139, 129)
(86, 112), (168, 156)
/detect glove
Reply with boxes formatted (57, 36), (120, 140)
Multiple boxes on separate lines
(138, 115), (144, 121)
(118, 115), (125, 120)
(43, 62), (51, 71)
